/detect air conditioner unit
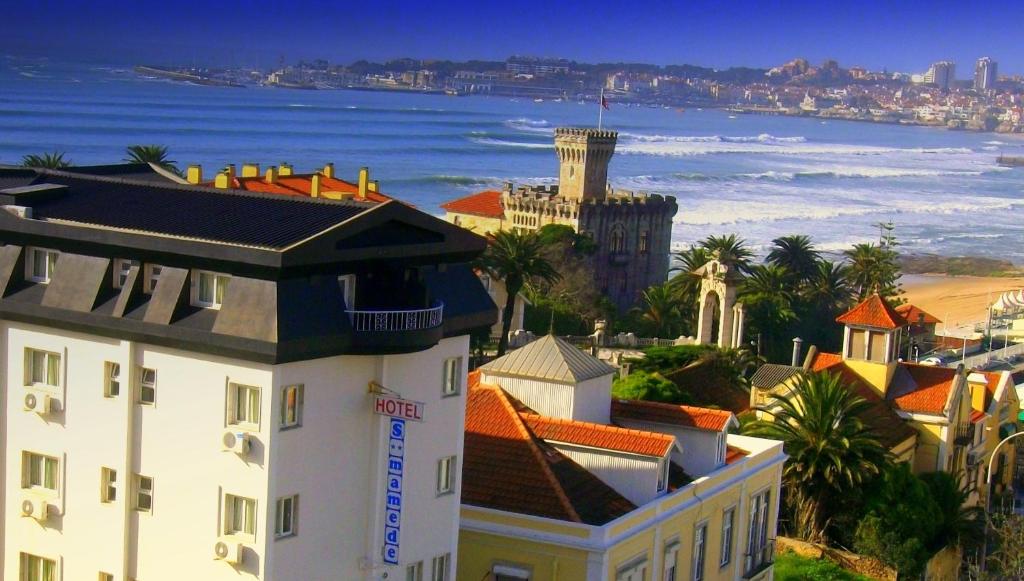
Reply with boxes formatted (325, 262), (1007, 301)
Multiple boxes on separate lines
(23, 392), (51, 415)
(222, 431), (251, 455)
(21, 497), (50, 521)
(213, 539), (243, 564)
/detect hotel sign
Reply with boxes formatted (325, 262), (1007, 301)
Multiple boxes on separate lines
(373, 394), (425, 422)
(383, 418), (405, 565)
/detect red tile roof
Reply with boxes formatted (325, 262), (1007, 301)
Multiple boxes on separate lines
(521, 413), (675, 457)
(892, 363), (958, 415)
(610, 399), (735, 432)
(463, 383), (635, 524)
(441, 190), (505, 219)
(809, 351), (843, 372)
(725, 446), (748, 465)
(209, 174), (394, 204)
(836, 294), (908, 330)
(970, 409), (987, 424)
(895, 304), (942, 325)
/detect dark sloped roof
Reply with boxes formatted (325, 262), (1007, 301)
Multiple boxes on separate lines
(751, 364), (802, 389)
(664, 359), (753, 414)
(21, 173), (372, 249)
(59, 163), (181, 183)
(480, 334), (615, 383)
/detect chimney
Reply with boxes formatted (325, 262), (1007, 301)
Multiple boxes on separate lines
(368, 180), (379, 193)
(214, 171), (231, 189)
(265, 166), (278, 183)
(241, 163), (260, 178)
(186, 165), (202, 184)
(323, 163), (335, 178)
(791, 337), (804, 366)
(358, 166), (369, 198)
(310, 174), (321, 198)
(224, 164), (236, 179)
(280, 163), (293, 176)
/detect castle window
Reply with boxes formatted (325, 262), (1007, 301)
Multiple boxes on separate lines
(639, 231), (649, 254)
(610, 225), (626, 253)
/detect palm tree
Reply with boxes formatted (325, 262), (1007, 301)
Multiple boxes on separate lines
(668, 245), (712, 334)
(741, 264), (796, 360)
(700, 234), (754, 273)
(633, 283), (683, 338)
(476, 230), (560, 356)
(919, 471), (984, 551)
(805, 260), (854, 315)
(124, 145), (181, 176)
(21, 151), (71, 169)
(748, 371), (892, 542)
(844, 243), (901, 300)
(767, 235), (820, 284)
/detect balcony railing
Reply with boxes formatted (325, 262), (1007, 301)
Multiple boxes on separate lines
(346, 301), (444, 332)
(742, 539), (775, 579)
(954, 422), (975, 447)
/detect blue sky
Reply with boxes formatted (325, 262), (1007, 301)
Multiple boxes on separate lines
(3, 0), (1022, 75)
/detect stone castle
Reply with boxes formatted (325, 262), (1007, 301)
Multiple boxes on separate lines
(442, 127), (678, 311)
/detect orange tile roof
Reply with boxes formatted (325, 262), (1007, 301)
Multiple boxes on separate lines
(970, 409), (986, 424)
(463, 383), (635, 524)
(521, 413), (674, 457)
(441, 190), (505, 219)
(207, 174), (394, 204)
(892, 363), (958, 415)
(809, 351), (843, 372)
(610, 399), (735, 432)
(895, 304), (942, 325)
(725, 446), (748, 465)
(836, 294), (908, 330)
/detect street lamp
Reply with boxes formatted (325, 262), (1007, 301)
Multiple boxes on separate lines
(982, 430), (1024, 571)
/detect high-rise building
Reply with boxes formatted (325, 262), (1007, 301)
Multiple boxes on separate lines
(0, 166), (495, 580)
(924, 61), (956, 90)
(975, 57), (998, 92)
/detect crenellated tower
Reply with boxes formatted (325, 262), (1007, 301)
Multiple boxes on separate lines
(555, 128), (617, 202)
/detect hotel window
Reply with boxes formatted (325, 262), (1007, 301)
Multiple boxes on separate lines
(430, 553), (450, 581)
(275, 494), (298, 538)
(25, 348), (60, 388)
(280, 384), (303, 429)
(134, 474), (154, 512)
(228, 383), (261, 429)
(442, 357), (461, 397)
(194, 270), (230, 308)
(137, 367), (156, 405)
(721, 507), (736, 566)
(26, 247), (59, 283)
(225, 494), (257, 537)
(104, 362), (121, 397)
(101, 467), (117, 503)
(19, 552), (56, 581)
(663, 541), (680, 581)
(113, 258), (138, 289)
(406, 562), (423, 581)
(692, 521), (708, 581)
(437, 455), (456, 495)
(22, 452), (59, 492)
(143, 264), (162, 294)
(747, 489), (771, 567)
(493, 564), (532, 580)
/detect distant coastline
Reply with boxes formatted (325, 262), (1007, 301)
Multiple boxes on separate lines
(133, 66), (244, 88)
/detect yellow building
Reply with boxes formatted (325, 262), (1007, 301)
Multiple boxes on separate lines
(751, 294), (1018, 498)
(459, 336), (785, 581)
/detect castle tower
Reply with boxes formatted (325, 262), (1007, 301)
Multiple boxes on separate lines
(555, 127), (617, 201)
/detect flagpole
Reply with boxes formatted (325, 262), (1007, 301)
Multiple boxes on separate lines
(598, 87), (604, 130)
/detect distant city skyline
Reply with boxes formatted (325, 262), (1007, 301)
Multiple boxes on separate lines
(1, 0), (1022, 76)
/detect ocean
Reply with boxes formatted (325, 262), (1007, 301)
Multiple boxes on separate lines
(4, 57), (1024, 262)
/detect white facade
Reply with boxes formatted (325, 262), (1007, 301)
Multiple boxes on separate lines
(481, 373), (612, 424)
(615, 418), (731, 478)
(552, 444), (668, 506)
(3, 321), (467, 581)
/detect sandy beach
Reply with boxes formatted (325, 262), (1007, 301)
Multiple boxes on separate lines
(901, 274), (1024, 331)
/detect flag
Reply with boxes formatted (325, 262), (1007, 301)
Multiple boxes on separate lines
(601, 94), (610, 110)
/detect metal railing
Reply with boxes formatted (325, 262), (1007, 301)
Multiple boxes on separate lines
(346, 301), (444, 332)
(742, 539), (775, 579)
(955, 422), (975, 447)
(958, 341), (1024, 370)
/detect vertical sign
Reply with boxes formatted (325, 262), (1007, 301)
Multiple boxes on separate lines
(383, 417), (405, 565)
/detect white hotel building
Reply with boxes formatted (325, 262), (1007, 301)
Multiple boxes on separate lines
(0, 166), (496, 581)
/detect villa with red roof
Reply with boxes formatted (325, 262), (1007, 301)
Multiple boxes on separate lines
(751, 293), (1019, 506)
(459, 335), (785, 581)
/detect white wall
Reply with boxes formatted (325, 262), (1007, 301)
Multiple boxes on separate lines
(483, 374), (575, 419)
(3, 320), (468, 581)
(552, 444), (663, 506)
(615, 418), (723, 478)
(571, 375), (612, 425)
